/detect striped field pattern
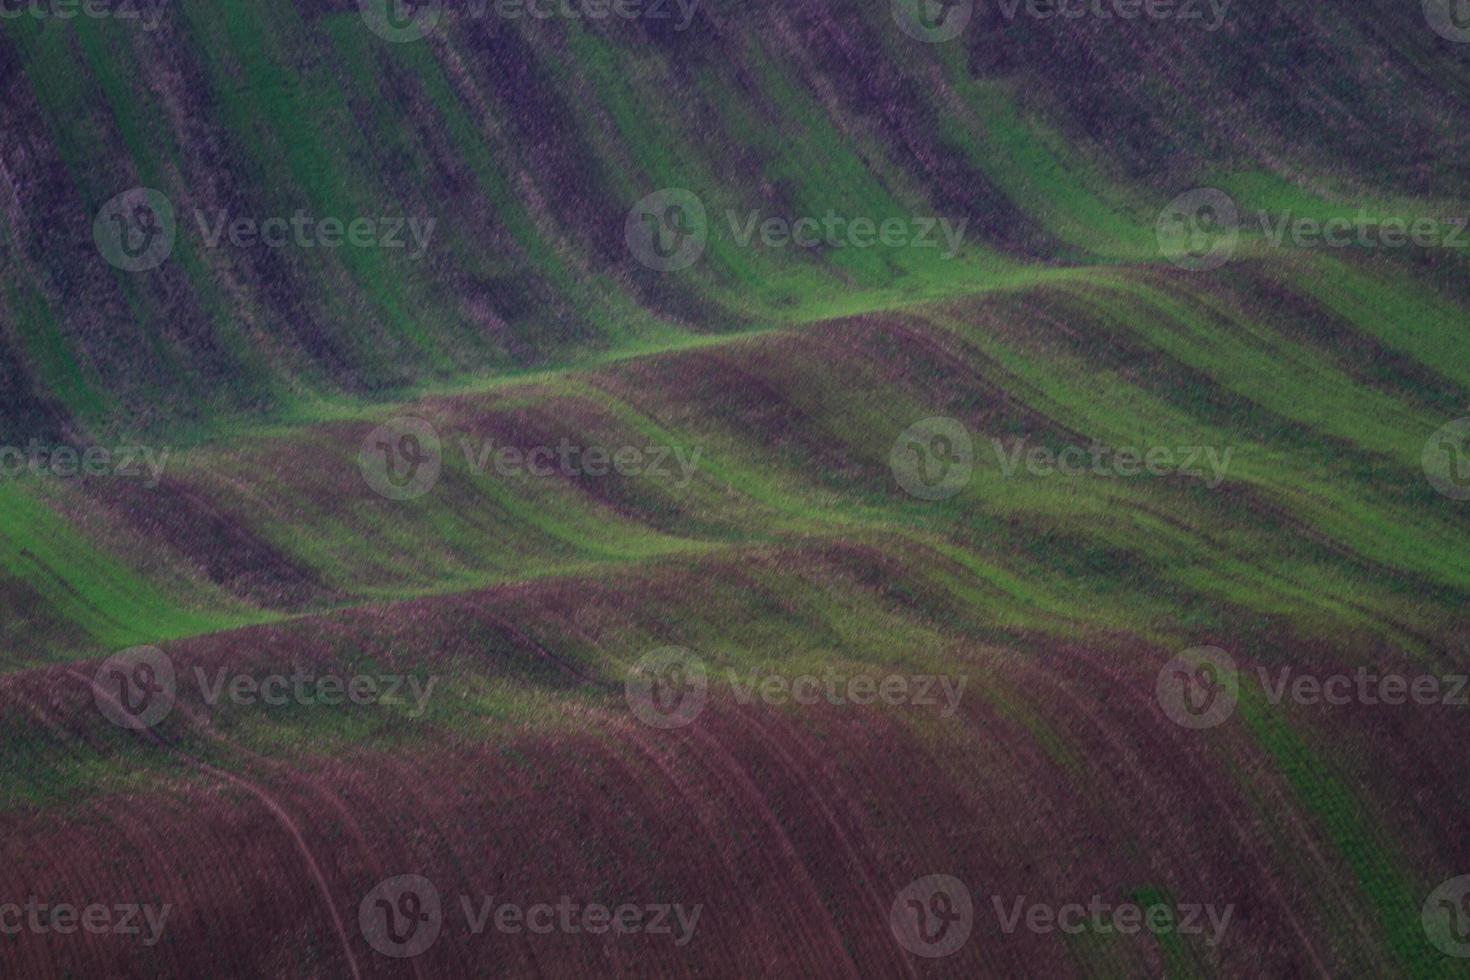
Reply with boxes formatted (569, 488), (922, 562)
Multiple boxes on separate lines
(1, 1), (1469, 976)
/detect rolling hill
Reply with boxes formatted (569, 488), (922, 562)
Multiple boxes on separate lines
(2, 1), (1469, 976)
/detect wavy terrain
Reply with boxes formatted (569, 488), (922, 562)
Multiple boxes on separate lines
(2, 1), (1469, 976)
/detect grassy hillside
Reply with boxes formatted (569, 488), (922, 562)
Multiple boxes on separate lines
(1, 1), (1469, 977)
